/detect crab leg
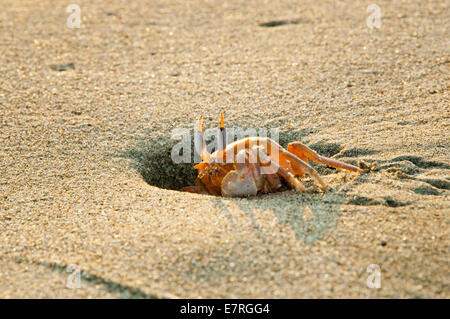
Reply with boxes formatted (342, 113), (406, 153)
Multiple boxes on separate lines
(287, 142), (363, 172)
(253, 145), (304, 191)
(273, 148), (326, 190)
(214, 137), (328, 190)
(261, 157), (306, 191)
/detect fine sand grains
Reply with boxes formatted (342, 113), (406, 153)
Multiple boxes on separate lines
(0, 0), (448, 298)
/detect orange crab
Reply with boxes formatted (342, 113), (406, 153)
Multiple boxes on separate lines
(182, 112), (364, 197)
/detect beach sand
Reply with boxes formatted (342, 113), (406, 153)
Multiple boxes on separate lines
(0, 0), (448, 298)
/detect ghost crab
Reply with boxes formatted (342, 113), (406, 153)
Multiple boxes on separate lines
(182, 112), (364, 197)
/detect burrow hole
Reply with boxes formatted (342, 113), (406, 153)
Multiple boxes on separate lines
(125, 130), (354, 192)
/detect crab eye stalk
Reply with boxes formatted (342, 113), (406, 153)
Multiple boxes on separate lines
(195, 116), (210, 161)
(217, 111), (227, 151)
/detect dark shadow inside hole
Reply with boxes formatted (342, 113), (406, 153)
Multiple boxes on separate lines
(123, 134), (198, 190)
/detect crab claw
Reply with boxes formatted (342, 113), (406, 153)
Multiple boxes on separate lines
(221, 170), (258, 197)
(220, 149), (261, 197)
